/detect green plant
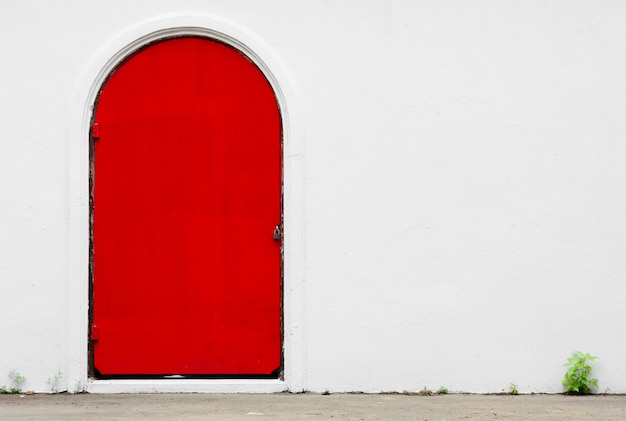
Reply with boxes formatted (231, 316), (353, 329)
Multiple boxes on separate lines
(322, 389), (330, 395)
(73, 380), (84, 394)
(47, 371), (63, 394)
(0, 370), (25, 394)
(562, 351), (598, 394)
(437, 386), (448, 394)
(509, 383), (518, 395)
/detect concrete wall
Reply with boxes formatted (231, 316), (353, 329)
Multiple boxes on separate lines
(2, 0), (626, 393)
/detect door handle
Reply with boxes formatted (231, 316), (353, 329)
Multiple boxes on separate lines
(273, 224), (282, 240)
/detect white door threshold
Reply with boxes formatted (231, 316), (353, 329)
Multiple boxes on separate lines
(87, 379), (287, 394)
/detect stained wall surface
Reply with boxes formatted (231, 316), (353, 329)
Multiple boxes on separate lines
(1, 0), (626, 393)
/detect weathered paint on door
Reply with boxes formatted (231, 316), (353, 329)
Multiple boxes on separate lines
(91, 37), (282, 377)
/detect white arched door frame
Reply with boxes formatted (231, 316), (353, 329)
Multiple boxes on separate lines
(68, 14), (305, 393)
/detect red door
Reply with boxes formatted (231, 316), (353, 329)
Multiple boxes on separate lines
(91, 37), (282, 377)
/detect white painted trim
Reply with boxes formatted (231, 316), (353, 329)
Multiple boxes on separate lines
(68, 13), (305, 393)
(89, 379), (287, 394)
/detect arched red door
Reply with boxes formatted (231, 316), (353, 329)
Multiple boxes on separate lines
(91, 37), (282, 377)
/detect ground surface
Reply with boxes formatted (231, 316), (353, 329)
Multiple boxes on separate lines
(1, 393), (624, 420)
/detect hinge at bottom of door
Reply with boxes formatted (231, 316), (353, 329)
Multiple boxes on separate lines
(91, 324), (100, 341)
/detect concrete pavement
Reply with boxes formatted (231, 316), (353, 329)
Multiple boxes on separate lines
(1, 392), (624, 420)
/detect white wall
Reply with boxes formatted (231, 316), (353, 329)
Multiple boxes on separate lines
(1, 0), (626, 393)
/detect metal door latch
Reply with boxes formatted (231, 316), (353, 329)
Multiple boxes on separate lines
(273, 224), (281, 240)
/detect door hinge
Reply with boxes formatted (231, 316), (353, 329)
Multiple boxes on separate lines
(91, 123), (100, 140)
(91, 324), (100, 341)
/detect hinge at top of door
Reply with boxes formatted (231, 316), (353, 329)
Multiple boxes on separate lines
(91, 123), (100, 140)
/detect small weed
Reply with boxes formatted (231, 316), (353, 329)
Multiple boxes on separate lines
(322, 389), (330, 395)
(73, 380), (84, 394)
(437, 386), (448, 395)
(563, 351), (598, 394)
(47, 371), (63, 394)
(509, 383), (519, 395)
(418, 387), (433, 396)
(0, 370), (25, 394)
(9, 371), (25, 390)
